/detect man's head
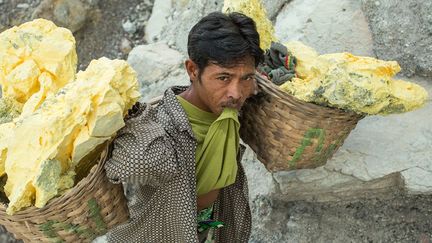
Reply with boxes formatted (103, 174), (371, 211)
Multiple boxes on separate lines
(183, 11), (264, 115)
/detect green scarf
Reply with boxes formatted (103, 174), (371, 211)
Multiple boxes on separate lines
(177, 95), (239, 196)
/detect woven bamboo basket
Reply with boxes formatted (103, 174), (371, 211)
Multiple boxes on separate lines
(0, 142), (129, 242)
(240, 74), (364, 172)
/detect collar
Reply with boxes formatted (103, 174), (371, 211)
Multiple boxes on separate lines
(159, 85), (195, 138)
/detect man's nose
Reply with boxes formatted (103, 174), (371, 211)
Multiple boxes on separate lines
(226, 81), (242, 100)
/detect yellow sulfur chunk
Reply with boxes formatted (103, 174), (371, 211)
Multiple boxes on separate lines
(283, 41), (330, 81)
(0, 123), (15, 177)
(79, 58), (141, 114)
(223, 0), (277, 50)
(20, 72), (58, 118)
(0, 97), (22, 124)
(72, 126), (108, 165)
(0, 18), (77, 112)
(4, 60), (41, 103)
(3, 181), (35, 215)
(88, 101), (125, 137)
(33, 159), (62, 208)
(0, 106), (19, 181)
(87, 89), (126, 138)
(4, 57), (140, 214)
(280, 41), (428, 115)
(384, 79), (428, 114)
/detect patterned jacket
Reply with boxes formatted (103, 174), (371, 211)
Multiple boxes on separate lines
(104, 86), (251, 242)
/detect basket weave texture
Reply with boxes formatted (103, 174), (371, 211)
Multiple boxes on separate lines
(240, 74), (364, 172)
(0, 144), (129, 243)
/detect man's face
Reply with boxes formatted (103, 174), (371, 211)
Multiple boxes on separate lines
(185, 56), (256, 115)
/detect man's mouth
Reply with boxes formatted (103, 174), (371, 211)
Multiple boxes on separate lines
(221, 102), (242, 110)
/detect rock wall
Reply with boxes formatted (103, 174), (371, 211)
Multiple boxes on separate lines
(144, 0), (223, 54)
(362, 0), (432, 78)
(274, 0), (374, 56)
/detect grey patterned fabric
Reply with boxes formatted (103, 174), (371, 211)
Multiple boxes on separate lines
(104, 86), (251, 242)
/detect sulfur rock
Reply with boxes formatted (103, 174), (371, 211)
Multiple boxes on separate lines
(279, 41), (428, 115)
(0, 97), (22, 124)
(0, 18), (77, 114)
(0, 122), (15, 177)
(3, 57), (140, 215)
(223, 0), (277, 50)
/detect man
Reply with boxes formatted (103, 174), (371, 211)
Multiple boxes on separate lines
(104, 11), (264, 242)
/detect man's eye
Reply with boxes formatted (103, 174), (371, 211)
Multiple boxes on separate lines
(218, 76), (230, 81)
(244, 76), (255, 82)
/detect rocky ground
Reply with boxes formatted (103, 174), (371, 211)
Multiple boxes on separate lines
(250, 192), (432, 243)
(1, 0), (432, 242)
(0, 0), (152, 70)
(2, 193), (432, 243)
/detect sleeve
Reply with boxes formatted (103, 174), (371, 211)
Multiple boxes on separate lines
(104, 107), (177, 187)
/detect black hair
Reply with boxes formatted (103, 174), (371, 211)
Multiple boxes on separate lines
(187, 11), (264, 76)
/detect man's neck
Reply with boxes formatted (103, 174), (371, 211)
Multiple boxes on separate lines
(179, 87), (211, 113)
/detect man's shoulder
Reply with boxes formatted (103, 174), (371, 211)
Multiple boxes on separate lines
(105, 101), (179, 186)
(118, 102), (167, 143)
(118, 86), (190, 142)
(125, 102), (148, 120)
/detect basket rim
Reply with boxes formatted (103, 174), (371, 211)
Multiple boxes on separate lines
(0, 142), (111, 217)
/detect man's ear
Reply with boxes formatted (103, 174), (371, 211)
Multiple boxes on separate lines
(185, 59), (199, 83)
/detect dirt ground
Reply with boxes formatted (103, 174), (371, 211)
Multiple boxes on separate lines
(250, 193), (432, 243)
(0, 0), (151, 70)
(1, 1), (431, 243)
(1, 193), (432, 242)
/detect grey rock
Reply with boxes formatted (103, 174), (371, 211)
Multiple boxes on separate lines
(362, 0), (432, 77)
(119, 38), (132, 55)
(122, 19), (136, 34)
(157, 0), (223, 54)
(32, 0), (89, 33)
(139, 68), (189, 102)
(272, 168), (403, 202)
(249, 194), (432, 243)
(402, 167), (432, 194)
(145, 0), (172, 43)
(85, 0), (99, 7)
(261, 0), (288, 21)
(53, 0), (88, 33)
(16, 3), (29, 9)
(127, 43), (189, 100)
(242, 145), (275, 199)
(275, 0), (374, 56)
